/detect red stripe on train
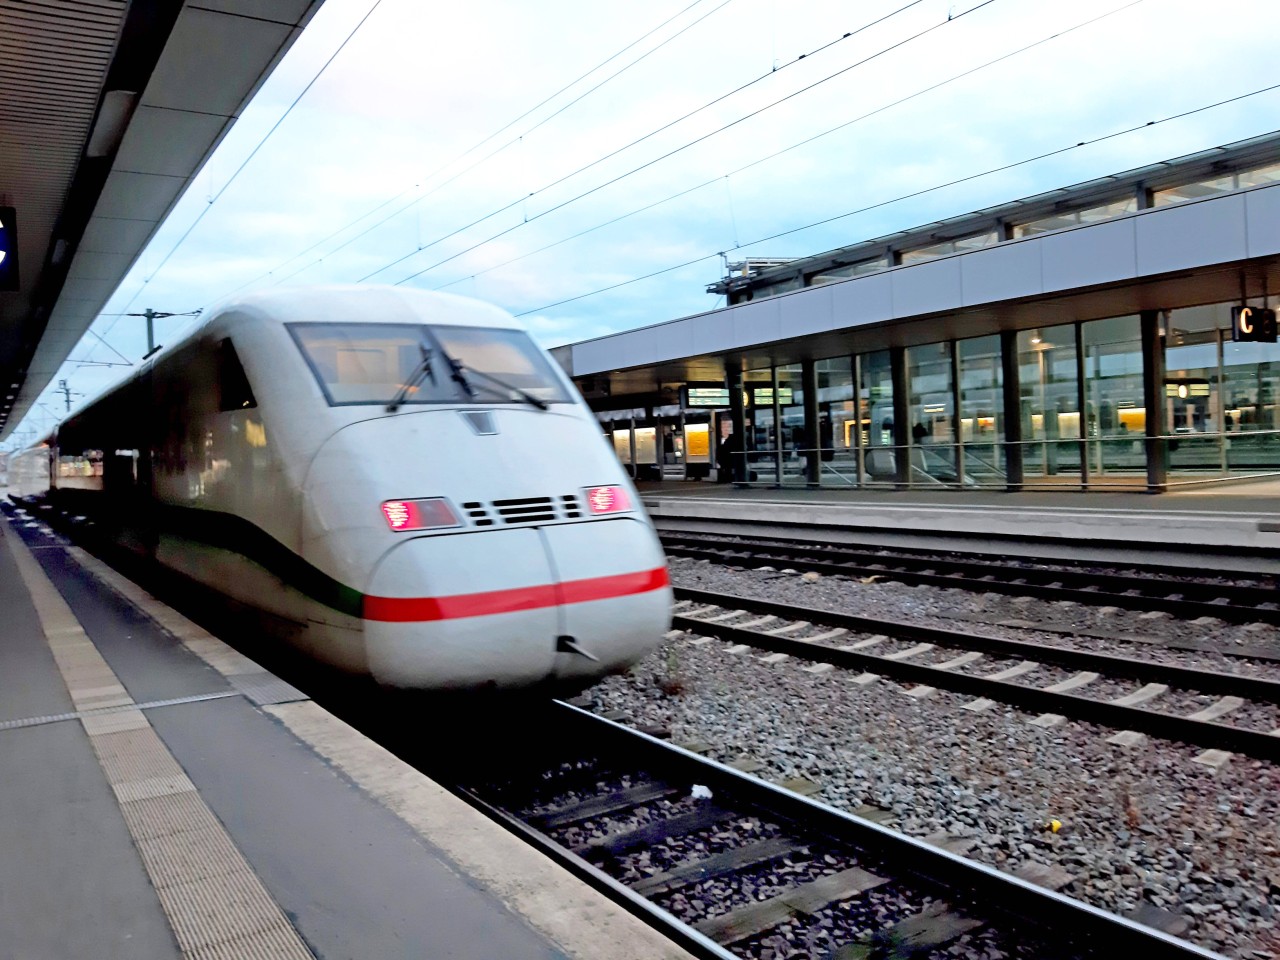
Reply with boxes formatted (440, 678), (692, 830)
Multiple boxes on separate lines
(362, 566), (670, 623)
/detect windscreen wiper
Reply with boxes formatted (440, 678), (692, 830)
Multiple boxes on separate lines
(386, 344), (436, 412)
(451, 360), (548, 410)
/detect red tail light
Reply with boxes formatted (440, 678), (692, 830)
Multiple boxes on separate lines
(381, 498), (460, 531)
(584, 485), (630, 515)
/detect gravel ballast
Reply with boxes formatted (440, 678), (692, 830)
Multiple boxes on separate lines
(582, 558), (1280, 959)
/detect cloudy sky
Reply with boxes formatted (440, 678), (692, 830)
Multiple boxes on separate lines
(10, 0), (1280, 443)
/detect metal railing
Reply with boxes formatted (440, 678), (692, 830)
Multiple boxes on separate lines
(713, 429), (1280, 489)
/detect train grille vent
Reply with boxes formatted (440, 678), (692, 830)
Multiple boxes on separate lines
(462, 501), (494, 527)
(493, 496), (557, 524)
(484, 494), (582, 524)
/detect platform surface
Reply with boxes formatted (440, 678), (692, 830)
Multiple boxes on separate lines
(636, 475), (1280, 565)
(0, 511), (694, 960)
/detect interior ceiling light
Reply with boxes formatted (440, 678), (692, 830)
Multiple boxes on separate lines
(86, 90), (139, 158)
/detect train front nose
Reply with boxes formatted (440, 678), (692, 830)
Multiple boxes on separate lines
(362, 518), (670, 690)
(363, 527), (560, 689)
(539, 517), (671, 685)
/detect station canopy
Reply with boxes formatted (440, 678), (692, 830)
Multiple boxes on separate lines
(0, 0), (325, 442)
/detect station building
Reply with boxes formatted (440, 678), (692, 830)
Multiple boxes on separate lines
(552, 132), (1280, 493)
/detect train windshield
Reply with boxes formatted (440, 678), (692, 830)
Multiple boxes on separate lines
(289, 322), (571, 407)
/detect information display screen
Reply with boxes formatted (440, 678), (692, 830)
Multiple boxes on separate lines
(686, 387), (730, 407)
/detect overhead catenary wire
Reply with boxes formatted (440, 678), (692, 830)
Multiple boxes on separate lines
(382, 0), (994, 287)
(220, 0), (728, 298)
(509, 80), (1280, 318)
(363, 0), (944, 285)
(276, 0), (929, 290)
(36, 0), (729, 428)
(429, 0), (1143, 295)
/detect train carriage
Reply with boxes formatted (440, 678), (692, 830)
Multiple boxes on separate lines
(14, 285), (671, 690)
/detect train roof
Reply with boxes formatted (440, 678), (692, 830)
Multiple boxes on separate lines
(43, 286), (531, 439)
(204, 285), (525, 331)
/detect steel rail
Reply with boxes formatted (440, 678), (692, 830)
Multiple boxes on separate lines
(661, 534), (1280, 625)
(661, 531), (1280, 601)
(672, 588), (1280, 762)
(456, 702), (1223, 959)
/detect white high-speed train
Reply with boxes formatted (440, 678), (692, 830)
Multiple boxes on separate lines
(10, 286), (671, 690)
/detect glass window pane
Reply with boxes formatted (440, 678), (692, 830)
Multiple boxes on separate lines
(809, 258), (889, 285)
(958, 334), (1003, 484)
(751, 276), (802, 299)
(1018, 325), (1081, 482)
(907, 341), (957, 484)
(776, 364), (806, 486)
(900, 231), (998, 265)
(1239, 162), (1280, 188)
(816, 357), (856, 485)
(743, 366), (775, 483)
(289, 322), (569, 406)
(1164, 319), (1221, 478)
(1082, 315), (1145, 484)
(1153, 175), (1235, 206)
(859, 350), (896, 482)
(1013, 197), (1137, 238)
(1222, 295), (1280, 475)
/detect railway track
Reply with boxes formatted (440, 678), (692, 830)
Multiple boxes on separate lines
(670, 587), (1280, 763)
(423, 701), (1219, 960)
(659, 532), (1280, 626)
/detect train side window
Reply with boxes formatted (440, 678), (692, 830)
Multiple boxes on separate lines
(218, 338), (257, 411)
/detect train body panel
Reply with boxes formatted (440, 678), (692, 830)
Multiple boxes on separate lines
(14, 285), (670, 691)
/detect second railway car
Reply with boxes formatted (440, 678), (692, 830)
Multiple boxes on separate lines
(20, 285), (671, 691)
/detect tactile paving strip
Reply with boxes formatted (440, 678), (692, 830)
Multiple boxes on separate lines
(6, 531), (314, 960)
(228, 671), (308, 706)
(0, 692), (238, 731)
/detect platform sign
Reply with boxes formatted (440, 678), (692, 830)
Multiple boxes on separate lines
(751, 387), (794, 405)
(684, 387), (729, 407)
(0, 206), (18, 291)
(1232, 306), (1278, 343)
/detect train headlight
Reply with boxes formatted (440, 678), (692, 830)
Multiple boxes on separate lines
(381, 498), (460, 531)
(583, 485), (631, 515)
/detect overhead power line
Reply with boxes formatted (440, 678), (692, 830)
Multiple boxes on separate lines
(430, 0), (1143, 295)
(511, 81), (1280, 318)
(221, 0), (732, 297)
(378, 0), (994, 287)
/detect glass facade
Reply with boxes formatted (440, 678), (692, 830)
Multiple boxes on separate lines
(596, 299), (1280, 491)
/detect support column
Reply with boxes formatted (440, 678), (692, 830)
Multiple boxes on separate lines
(890, 346), (910, 488)
(1141, 309), (1168, 492)
(1000, 330), (1023, 491)
(802, 359), (819, 487)
(950, 341), (964, 488)
(1075, 323), (1090, 487)
(727, 365), (746, 484)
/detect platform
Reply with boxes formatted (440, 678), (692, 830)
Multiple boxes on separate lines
(0, 511), (693, 960)
(636, 476), (1280, 573)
